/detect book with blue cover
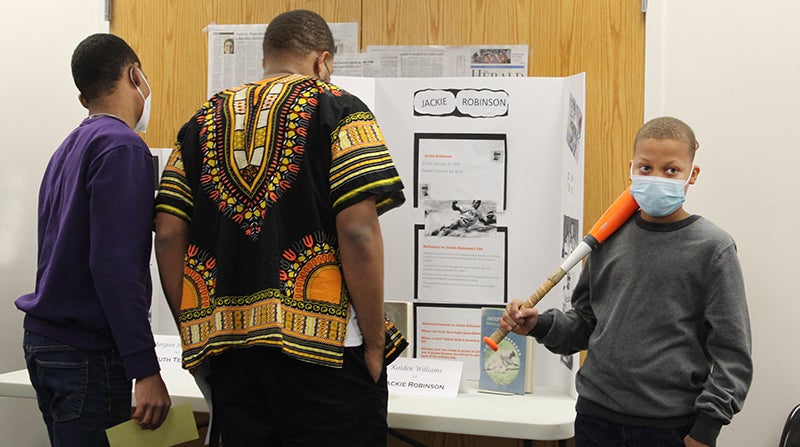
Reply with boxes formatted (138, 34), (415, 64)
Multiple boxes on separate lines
(479, 307), (530, 395)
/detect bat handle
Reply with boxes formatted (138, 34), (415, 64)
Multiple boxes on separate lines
(483, 267), (567, 351)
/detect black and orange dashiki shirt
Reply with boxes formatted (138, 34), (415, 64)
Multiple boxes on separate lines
(155, 74), (405, 370)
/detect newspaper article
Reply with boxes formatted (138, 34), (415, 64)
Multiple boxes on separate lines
(333, 52), (402, 77)
(208, 23), (527, 88)
(349, 45), (528, 77)
(206, 22), (359, 97)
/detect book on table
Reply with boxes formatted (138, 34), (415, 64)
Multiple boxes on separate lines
(479, 306), (533, 395)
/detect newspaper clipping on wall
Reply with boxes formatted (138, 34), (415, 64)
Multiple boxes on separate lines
(334, 45), (528, 78)
(206, 22), (359, 97)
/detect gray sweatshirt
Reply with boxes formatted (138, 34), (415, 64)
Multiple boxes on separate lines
(531, 214), (752, 446)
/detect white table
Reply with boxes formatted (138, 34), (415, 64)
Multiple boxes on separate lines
(0, 368), (575, 444)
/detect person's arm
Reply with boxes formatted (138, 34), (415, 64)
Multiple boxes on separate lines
(688, 243), (752, 446)
(501, 259), (595, 355)
(324, 96), (404, 379)
(87, 145), (171, 429)
(684, 436), (711, 447)
(154, 213), (190, 321)
(336, 196), (385, 382)
(154, 123), (195, 323)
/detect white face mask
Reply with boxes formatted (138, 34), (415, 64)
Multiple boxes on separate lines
(629, 165), (694, 217)
(130, 66), (151, 133)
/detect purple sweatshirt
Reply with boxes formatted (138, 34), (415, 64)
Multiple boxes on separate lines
(16, 115), (160, 380)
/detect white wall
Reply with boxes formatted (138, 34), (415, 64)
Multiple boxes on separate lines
(645, 1), (800, 445)
(0, 0), (106, 444)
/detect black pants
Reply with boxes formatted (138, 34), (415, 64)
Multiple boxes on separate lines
(210, 345), (388, 447)
(575, 413), (693, 447)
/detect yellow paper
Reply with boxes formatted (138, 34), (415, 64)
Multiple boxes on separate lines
(106, 403), (199, 447)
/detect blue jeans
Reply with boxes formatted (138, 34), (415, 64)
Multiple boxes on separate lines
(23, 330), (132, 447)
(575, 413), (692, 447)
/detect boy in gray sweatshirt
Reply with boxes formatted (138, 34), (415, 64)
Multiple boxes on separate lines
(502, 117), (751, 447)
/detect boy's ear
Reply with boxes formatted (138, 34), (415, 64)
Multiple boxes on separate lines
(689, 165), (701, 184)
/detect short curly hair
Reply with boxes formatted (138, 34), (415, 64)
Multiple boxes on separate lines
(634, 117), (699, 158)
(262, 10), (336, 60)
(71, 33), (140, 102)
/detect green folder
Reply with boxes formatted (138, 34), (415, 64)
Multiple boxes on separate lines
(106, 403), (199, 447)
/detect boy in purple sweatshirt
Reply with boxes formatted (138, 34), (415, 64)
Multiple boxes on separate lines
(15, 33), (171, 445)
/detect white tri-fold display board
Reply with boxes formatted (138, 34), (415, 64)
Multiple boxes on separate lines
(336, 74), (585, 395)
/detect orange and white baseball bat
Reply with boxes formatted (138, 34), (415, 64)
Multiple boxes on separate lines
(483, 187), (639, 351)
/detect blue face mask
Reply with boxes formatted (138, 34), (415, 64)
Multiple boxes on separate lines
(630, 167), (693, 217)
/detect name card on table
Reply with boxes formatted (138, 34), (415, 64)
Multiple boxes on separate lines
(154, 335), (183, 370)
(387, 357), (463, 397)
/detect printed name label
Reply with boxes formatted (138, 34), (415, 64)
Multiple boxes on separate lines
(387, 357), (463, 397)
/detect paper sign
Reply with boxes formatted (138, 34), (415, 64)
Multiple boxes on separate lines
(154, 335), (183, 370)
(413, 304), (483, 383)
(106, 403), (198, 447)
(387, 357), (463, 397)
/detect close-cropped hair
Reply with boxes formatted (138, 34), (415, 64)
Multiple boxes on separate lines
(262, 9), (336, 60)
(71, 33), (140, 102)
(634, 116), (699, 156)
